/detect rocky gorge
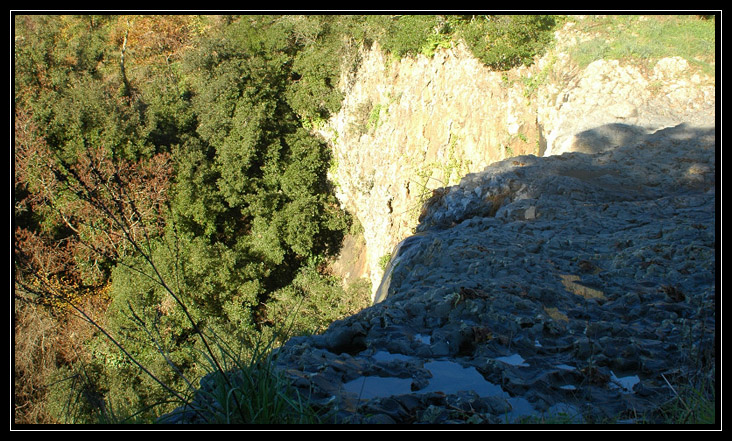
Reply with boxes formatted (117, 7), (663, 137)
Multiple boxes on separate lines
(161, 17), (717, 424)
(320, 18), (715, 298)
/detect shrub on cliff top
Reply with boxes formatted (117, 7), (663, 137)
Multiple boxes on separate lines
(457, 15), (557, 70)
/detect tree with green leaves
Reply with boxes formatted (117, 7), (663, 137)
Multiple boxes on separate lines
(90, 15), (352, 419)
(456, 15), (558, 70)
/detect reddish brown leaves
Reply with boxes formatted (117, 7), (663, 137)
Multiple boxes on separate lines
(15, 107), (172, 287)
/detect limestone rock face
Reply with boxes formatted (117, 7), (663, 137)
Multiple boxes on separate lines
(536, 55), (714, 157)
(320, 20), (715, 300)
(320, 41), (538, 295)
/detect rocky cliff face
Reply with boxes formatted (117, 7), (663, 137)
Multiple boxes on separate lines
(322, 20), (715, 300)
(321, 41), (541, 296)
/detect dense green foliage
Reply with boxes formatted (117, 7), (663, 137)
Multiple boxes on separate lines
(14, 14), (560, 424)
(457, 15), (557, 70)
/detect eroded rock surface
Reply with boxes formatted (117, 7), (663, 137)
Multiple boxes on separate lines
(267, 123), (716, 424)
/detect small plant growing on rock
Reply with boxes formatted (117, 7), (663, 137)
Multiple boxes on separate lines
(378, 253), (392, 271)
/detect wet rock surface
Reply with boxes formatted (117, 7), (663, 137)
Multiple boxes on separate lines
(266, 123), (716, 424)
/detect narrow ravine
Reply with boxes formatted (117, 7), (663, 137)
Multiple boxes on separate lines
(322, 19), (714, 302)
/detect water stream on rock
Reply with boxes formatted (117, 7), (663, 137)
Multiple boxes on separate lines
(373, 234), (429, 304)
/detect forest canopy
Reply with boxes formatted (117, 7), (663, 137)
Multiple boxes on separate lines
(13, 14), (558, 423)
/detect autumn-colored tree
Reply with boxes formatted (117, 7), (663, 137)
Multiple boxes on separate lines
(14, 105), (172, 288)
(109, 15), (204, 68)
(14, 104), (179, 423)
